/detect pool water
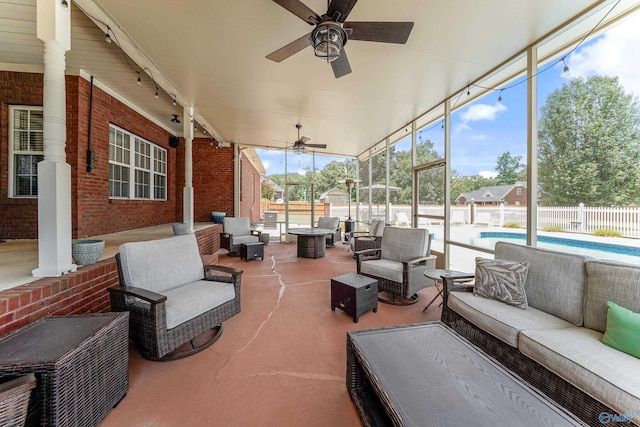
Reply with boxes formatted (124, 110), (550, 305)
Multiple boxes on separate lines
(470, 232), (640, 265)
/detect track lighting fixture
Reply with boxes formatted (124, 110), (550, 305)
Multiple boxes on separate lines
(171, 114), (180, 124)
(105, 27), (112, 44)
(136, 72), (141, 86)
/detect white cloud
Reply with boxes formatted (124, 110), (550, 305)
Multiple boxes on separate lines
(479, 170), (499, 179)
(262, 160), (270, 171)
(461, 102), (507, 123)
(565, 13), (640, 97)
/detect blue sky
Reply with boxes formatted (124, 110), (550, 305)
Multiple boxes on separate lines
(258, 12), (640, 177)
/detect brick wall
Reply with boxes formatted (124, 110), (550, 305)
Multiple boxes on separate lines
(0, 72), (43, 238)
(189, 139), (234, 221)
(239, 151), (261, 222)
(0, 226), (221, 338)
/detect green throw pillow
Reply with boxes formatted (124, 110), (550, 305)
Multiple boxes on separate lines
(601, 301), (640, 359)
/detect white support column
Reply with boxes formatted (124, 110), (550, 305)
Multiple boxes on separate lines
(526, 46), (538, 246)
(33, 0), (76, 277)
(183, 106), (195, 233)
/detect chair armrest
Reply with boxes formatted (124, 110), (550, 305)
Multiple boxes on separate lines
(355, 248), (381, 260)
(403, 254), (437, 266)
(204, 264), (243, 286)
(107, 285), (167, 304)
(251, 229), (262, 237)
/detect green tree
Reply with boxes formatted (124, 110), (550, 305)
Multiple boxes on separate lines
(450, 174), (498, 203)
(495, 151), (525, 185)
(538, 75), (640, 206)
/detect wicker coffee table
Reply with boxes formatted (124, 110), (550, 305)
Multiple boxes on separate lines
(347, 322), (583, 426)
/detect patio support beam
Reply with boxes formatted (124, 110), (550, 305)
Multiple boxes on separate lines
(444, 98), (451, 269)
(33, 0), (76, 277)
(526, 46), (538, 246)
(183, 106), (194, 233)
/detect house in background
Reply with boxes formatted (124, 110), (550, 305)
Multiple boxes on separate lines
(456, 181), (528, 206)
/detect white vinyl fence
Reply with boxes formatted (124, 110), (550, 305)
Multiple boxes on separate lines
(330, 202), (640, 238)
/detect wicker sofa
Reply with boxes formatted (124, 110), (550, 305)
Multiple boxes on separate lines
(442, 242), (640, 426)
(109, 234), (242, 361)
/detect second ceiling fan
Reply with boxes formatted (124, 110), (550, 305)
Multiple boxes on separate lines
(266, 0), (414, 78)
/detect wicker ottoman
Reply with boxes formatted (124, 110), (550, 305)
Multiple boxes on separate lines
(0, 312), (129, 427)
(240, 242), (264, 261)
(331, 273), (378, 323)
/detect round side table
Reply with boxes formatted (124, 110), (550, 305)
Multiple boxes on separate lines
(423, 269), (473, 312)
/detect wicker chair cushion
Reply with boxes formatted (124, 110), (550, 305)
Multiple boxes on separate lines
(380, 227), (428, 262)
(473, 257), (529, 309)
(360, 259), (403, 283)
(317, 217), (339, 229)
(223, 217), (252, 236)
(119, 234), (204, 294)
(448, 292), (574, 347)
(494, 242), (591, 326)
(519, 327), (640, 423)
(584, 260), (640, 333)
(163, 280), (236, 329)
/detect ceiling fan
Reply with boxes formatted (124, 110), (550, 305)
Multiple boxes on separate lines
(266, 0), (414, 78)
(290, 123), (326, 154)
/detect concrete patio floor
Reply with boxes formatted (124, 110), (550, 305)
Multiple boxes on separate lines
(98, 240), (442, 426)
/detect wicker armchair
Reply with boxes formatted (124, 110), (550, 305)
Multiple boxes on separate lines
(350, 219), (386, 255)
(356, 227), (436, 305)
(316, 216), (341, 247)
(220, 217), (261, 255)
(109, 234), (242, 361)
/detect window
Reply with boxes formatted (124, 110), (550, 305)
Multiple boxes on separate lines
(109, 124), (166, 200)
(516, 187), (522, 195)
(10, 106), (44, 197)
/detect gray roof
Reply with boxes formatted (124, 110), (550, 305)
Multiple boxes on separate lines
(456, 181), (526, 203)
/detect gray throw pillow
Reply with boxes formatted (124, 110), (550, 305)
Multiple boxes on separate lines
(473, 257), (530, 309)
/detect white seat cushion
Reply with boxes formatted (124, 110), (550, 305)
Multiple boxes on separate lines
(163, 280), (235, 329)
(448, 291), (574, 347)
(360, 259), (403, 283)
(519, 327), (640, 423)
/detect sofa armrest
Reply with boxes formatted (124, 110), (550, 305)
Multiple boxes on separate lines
(107, 285), (167, 304)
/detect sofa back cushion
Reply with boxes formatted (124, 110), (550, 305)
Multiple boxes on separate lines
(119, 234), (204, 294)
(223, 217), (251, 236)
(585, 260), (640, 332)
(494, 242), (590, 326)
(381, 227), (429, 262)
(317, 216), (339, 229)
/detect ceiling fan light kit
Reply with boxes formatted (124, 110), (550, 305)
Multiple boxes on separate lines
(311, 22), (346, 62)
(268, 0), (414, 78)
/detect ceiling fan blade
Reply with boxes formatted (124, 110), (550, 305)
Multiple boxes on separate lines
(327, 0), (358, 23)
(331, 51), (352, 78)
(272, 0), (321, 25)
(344, 21), (414, 44)
(303, 143), (327, 149)
(266, 33), (311, 62)
(300, 136), (310, 143)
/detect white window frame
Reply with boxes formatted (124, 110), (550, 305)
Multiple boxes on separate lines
(9, 106), (44, 198)
(109, 124), (167, 200)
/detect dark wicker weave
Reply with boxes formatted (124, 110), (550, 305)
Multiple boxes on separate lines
(356, 248), (436, 302)
(110, 255), (242, 360)
(0, 313), (129, 427)
(351, 234), (382, 253)
(0, 373), (36, 427)
(441, 277), (622, 427)
(331, 273), (378, 323)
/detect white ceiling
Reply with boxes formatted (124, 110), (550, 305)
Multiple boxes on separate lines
(0, 0), (629, 157)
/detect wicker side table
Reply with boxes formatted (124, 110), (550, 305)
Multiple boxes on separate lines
(331, 273), (378, 323)
(0, 312), (129, 427)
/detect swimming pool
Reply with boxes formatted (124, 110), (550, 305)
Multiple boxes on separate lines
(469, 232), (640, 264)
